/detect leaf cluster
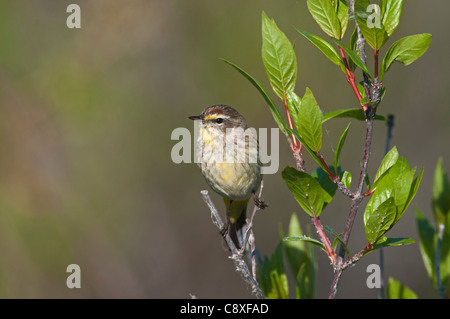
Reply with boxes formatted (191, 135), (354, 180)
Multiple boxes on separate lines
(259, 214), (316, 299)
(416, 158), (450, 298)
(223, 1), (432, 298)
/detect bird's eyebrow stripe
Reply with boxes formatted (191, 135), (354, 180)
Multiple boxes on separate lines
(204, 114), (230, 120)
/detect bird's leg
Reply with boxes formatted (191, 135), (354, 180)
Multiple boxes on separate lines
(253, 195), (268, 210)
(220, 199), (233, 238)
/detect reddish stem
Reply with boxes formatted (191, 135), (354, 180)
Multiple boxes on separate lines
(284, 96), (305, 171)
(312, 214), (336, 263)
(316, 151), (336, 180)
(338, 46), (368, 113)
(284, 97), (299, 150)
(362, 188), (374, 197)
(374, 49), (379, 80)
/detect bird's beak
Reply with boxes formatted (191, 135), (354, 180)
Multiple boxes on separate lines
(188, 115), (202, 120)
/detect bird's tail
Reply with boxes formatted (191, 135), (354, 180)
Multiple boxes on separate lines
(224, 198), (248, 250)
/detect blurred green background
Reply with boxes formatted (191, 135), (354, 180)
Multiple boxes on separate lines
(0, 0), (447, 298)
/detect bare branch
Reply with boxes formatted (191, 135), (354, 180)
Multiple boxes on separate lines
(200, 190), (265, 299)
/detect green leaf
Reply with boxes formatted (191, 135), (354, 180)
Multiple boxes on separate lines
(364, 197), (397, 244)
(373, 146), (399, 186)
(334, 123), (350, 175)
(347, 27), (358, 72)
(258, 243), (289, 299)
(387, 277), (418, 299)
(432, 157), (450, 224)
(335, 0), (349, 37)
(372, 237), (415, 249)
(282, 166), (327, 217)
(304, 235), (317, 299)
(322, 108), (387, 122)
(440, 214), (450, 289)
(296, 88), (323, 152)
(380, 33), (432, 81)
(354, 0), (388, 51)
(359, 98), (370, 107)
(363, 237), (415, 256)
(294, 28), (344, 71)
(283, 236), (326, 251)
(295, 259), (316, 299)
(222, 59), (288, 135)
(332, 38), (373, 79)
(311, 165), (341, 208)
(307, 0), (341, 39)
(262, 12), (297, 101)
(365, 154), (423, 242)
(282, 235), (318, 299)
(402, 167), (424, 219)
(340, 171), (352, 189)
(368, 156), (419, 223)
(324, 225), (349, 257)
(415, 208), (436, 282)
(389, 159), (416, 221)
(364, 171), (371, 190)
(380, 0), (403, 37)
(285, 127), (327, 172)
(281, 213), (316, 299)
(374, 235), (387, 246)
(282, 213), (306, 277)
(380, 85), (386, 101)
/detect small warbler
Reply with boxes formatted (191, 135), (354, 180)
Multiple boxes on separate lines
(189, 105), (263, 249)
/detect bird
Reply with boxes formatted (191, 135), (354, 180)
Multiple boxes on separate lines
(189, 105), (263, 249)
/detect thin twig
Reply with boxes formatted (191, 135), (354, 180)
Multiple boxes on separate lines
(328, 269), (342, 299)
(329, 115), (374, 299)
(284, 96), (305, 172)
(384, 115), (395, 155)
(338, 46), (365, 108)
(335, 179), (356, 199)
(240, 181), (265, 254)
(316, 150), (355, 198)
(342, 116), (374, 249)
(200, 190), (265, 299)
(284, 97), (300, 150)
(329, 2), (376, 297)
(312, 214), (336, 263)
(328, 242), (373, 298)
(343, 243), (372, 270)
(292, 144), (305, 172)
(241, 181), (265, 281)
(372, 49), (382, 105)
(249, 230), (257, 281)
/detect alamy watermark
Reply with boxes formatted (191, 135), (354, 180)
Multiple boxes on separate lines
(66, 264), (81, 289)
(171, 121), (280, 174)
(66, 4), (81, 29)
(366, 4), (381, 29)
(366, 264), (381, 289)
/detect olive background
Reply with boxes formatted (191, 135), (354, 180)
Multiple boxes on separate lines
(0, 0), (448, 298)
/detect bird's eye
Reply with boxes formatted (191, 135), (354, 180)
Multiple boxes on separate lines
(215, 118), (223, 124)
